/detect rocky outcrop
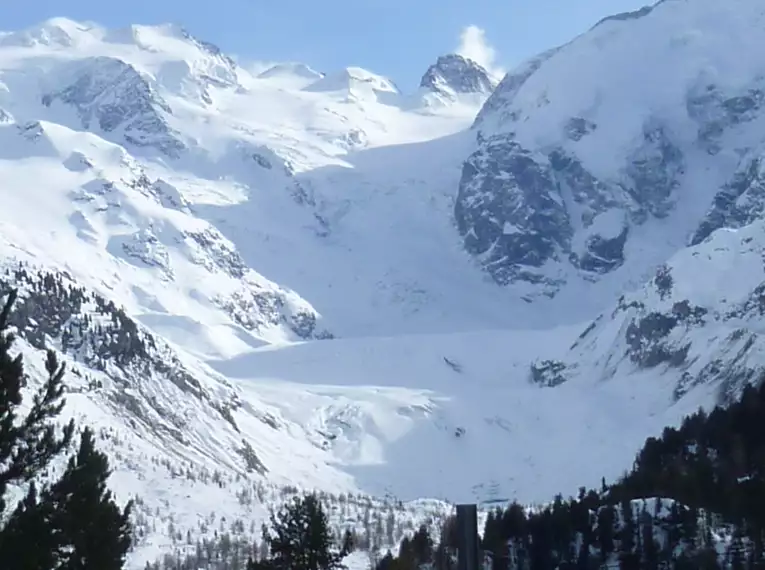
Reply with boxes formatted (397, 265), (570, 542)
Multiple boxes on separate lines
(566, 222), (765, 405)
(692, 153), (765, 245)
(457, 0), (765, 294)
(529, 359), (569, 387)
(42, 56), (185, 157)
(419, 54), (497, 98)
(455, 136), (570, 287)
(0, 260), (237, 441)
(454, 124), (683, 288)
(120, 229), (174, 280)
(623, 121), (684, 220)
(686, 81), (765, 155)
(214, 285), (332, 341)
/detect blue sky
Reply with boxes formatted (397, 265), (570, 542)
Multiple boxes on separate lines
(4, 0), (650, 88)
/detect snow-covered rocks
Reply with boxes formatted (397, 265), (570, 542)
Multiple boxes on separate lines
(458, 0), (765, 293)
(6, 4), (765, 567)
(42, 56), (184, 156)
(567, 219), (765, 403)
(303, 67), (399, 104)
(258, 62), (324, 89)
(420, 54), (497, 99)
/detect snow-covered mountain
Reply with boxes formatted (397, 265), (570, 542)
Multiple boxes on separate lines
(459, 0), (765, 307)
(418, 54), (499, 107)
(3, 2), (765, 567)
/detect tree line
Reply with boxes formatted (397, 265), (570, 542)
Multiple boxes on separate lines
(6, 280), (765, 570)
(377, 380), (765, 569)
(0, 289), (132, 569)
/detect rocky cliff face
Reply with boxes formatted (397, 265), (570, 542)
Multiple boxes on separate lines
(419, 54), (497, 99)
(455, 0), (765, 296)
(554, 218), (765, 405)
(42, 57), (186, 157)
(691, 148), (765, 245)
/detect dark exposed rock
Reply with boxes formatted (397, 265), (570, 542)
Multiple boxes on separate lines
(42, 56), (185, 157)
(455, 136), (650, 286)
(591, 3), (659, 29)
(420, 54), (496, 97)
(455, 136), (570, 285)
(726, 282), (765, 319)
(548, 150), (620, 218)
(572, 226), (629, 273)
(563, 117), (597, 142)
(473, 48), (559, 131)
(0, 260), (237, 445)
(691, 156), (765, 245)
(625, 314), (690, 369)
(460, 94), (687, 287)
(183, 228), (247, 279)
(686, 82), (764, 155)
(251, 153), (272, 169)
(215, 287), (331, 341)
(120, 229), (173, 278)
(237, 439), (268, 475)
(623, 302), (706, 369)
(529, 359), (568, 387)
(623, 121), (684, 219)
(653, 264), (673, 300)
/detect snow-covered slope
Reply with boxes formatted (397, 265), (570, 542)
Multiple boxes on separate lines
(4, 4), (765, 568)
(0, 17), (509, 567)
(418, 54), (499, 108)
(458, 0), (765, 311)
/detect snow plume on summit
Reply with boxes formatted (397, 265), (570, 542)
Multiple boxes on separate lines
(455, 25), (505, 79)
(5, 4), (765, 567)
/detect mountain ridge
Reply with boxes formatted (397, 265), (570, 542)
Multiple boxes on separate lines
(3, 5), (765, 568)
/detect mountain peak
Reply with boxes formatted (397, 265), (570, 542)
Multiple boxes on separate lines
(0, 17), (101, 48)
(302, 66), (399, 104)
(419, 54), (498, 98)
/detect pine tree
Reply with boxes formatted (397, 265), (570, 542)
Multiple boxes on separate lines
(375, 551), (395, 570)
(0, 291), (75, 516)
(618, 499), (639, 570)
(45, 427), (133, 569)
(0, 290), (132, 569)
(596, 505), (615, 564)
(255, 493), (353, 570)
(0, 481), (57, 569)
(410, 524), (434, 567)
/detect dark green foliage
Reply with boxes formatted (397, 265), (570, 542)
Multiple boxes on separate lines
(0, 290), (133, 569)
(379, 376), (765, 569)
(0, 289), (75, 515)
(147, 533), (258, 570)
(0, 262), (207, 402)
(251, 493), (354, 570)
(44, 427), (133, 569)
(0, 264), (150, 368)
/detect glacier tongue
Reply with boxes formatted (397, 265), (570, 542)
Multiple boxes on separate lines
(4, 4), (765, 567)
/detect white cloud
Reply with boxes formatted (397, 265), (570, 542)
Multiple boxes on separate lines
(455, 25), (505, 78)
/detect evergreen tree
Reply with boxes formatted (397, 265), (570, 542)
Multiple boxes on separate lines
(0, 291), (75, 516)
(617, 499), (639, 570)
(410, 524), (434, 567)
(0, 481), (57, 569)
(255, 493), (353, 570)
(0, 290), (132, 569)
(375, 550), (395, 570)
(45, 427), (133, 569)
(596, 505), (615, 564)
(396, 536), (417, 570)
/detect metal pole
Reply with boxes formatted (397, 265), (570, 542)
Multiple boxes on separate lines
(456, 504), (479, 570)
